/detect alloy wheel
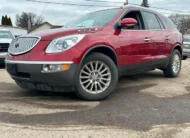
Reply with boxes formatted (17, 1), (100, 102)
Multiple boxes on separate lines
(172, 54), (181, 73)
(79, 61), (111, 94)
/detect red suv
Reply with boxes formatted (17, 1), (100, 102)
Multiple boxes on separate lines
(6, 6), (183, 101)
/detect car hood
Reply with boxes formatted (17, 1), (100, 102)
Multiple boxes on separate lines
(27, 27), (104, 40)
(0, 38), (12, 43)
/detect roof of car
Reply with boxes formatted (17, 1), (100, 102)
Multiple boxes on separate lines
(0, 28), (11, 31)
(122, 5), (160, 14)
(0, 25), (26, 30)
(94, 6), (161, 15)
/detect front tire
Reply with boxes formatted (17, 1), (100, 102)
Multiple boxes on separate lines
(76, 53), (118, 101)
(163, 50), (182, 78)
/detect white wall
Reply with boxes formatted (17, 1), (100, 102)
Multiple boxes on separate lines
(30, 24), (51, 33)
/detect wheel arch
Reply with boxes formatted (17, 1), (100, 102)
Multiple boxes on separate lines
(81, 45), (118, 66)
(172, 44), (183, 56)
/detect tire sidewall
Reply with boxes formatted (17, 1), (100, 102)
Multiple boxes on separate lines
(76, 53), (118, 101)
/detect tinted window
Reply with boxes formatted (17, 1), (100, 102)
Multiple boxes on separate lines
(161, 14), (176, 29)
(66, 9), (120, 28)
(142, 12), (161, 30)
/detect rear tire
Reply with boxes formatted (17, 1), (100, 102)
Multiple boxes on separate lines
(76, 53), (118, 101)
(183, 56), (188, 60)
(163, 50), (182, 78)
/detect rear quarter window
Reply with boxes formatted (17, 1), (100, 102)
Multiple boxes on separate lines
(160, 14), (176, 30)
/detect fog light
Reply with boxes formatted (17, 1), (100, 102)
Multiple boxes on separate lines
(42, 64), (63, 73)
(42, 64), (70, 73)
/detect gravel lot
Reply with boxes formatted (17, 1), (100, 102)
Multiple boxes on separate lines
(0, 60), (190, 138)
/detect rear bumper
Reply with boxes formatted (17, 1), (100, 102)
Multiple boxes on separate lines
(5, 60), (79, 92)
(183, 49), (190, 56)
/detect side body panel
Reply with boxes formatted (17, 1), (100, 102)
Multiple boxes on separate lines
(149, 30), (169, 68)
(118, 30), (153, 73)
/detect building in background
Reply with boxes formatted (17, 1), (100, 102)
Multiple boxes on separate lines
(29, 22), (62, 33)
(0, 25), (27, 37)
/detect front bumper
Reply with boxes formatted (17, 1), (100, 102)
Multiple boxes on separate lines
(5, 60), (79, 92)
(0, 52), (7, 62)
(183, 49), (190, 56)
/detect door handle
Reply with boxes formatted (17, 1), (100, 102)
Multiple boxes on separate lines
(144, 38), (150, 42)
(166, 36), (170, 41)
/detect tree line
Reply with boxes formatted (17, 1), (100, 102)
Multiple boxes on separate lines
(1, 15), (13, 26)
(1, 12), (44, 31)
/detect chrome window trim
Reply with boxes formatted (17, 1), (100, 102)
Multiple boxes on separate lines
(8, 36), (41, 56)
(5, 60), (73, 65)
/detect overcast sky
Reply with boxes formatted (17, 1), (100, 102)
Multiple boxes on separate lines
(0, 0), (190, 26)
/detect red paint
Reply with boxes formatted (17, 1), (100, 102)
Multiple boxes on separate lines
(121, 18), (138, 27)
(7, 6), (183, 67)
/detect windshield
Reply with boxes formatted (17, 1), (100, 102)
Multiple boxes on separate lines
(66, 8), (121, 28)
(0, 30), (14, 39)
(184, 38), (190, 42)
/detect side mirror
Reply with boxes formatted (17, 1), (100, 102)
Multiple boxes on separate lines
(120, 18), (138, 27)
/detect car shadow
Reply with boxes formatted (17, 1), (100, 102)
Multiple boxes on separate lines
(0, 71), (190, 132)
(0, 64), (5, 69)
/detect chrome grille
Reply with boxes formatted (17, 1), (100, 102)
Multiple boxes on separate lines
(0, 43), (9, 52)
(8, 37), (40, 55)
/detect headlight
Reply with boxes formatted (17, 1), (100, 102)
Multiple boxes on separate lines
(46, 34), (85, 54)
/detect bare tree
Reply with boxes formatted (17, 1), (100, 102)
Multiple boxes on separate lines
(169, 14), (190, 35)
(16, 12), (44, 30)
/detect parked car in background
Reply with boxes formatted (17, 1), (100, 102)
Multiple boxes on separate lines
(0, 25), (27, 38)
(183, 35), (190, 60)
(0, 29), (14, 63)
(5, 6), (183, 101)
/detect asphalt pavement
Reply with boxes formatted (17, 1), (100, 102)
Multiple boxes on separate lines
(0, 60), (190, 138)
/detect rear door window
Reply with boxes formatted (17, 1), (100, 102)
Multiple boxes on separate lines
(142, 12), (162, 30)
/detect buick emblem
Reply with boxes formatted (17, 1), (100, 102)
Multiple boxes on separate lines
(15, 43), (19, 48)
